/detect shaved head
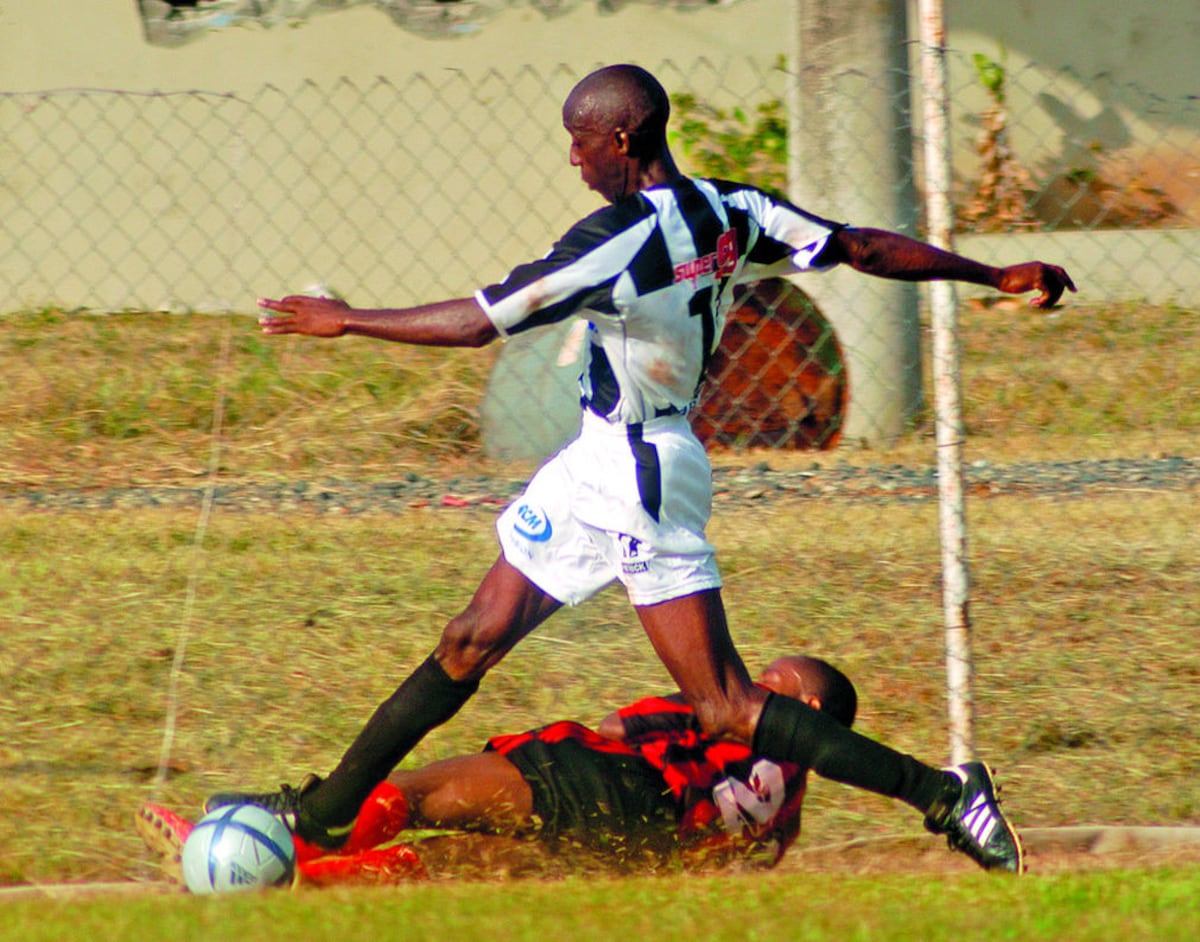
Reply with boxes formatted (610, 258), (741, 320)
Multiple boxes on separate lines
(563, 64), (670, 154)
(759, 656), (858, 728)
(560, 64), (681, 202)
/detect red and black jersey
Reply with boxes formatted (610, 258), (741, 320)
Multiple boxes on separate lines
(488, 719), (642, 760)
(615, 692), (807, 862)
(489, 688), (807, 863)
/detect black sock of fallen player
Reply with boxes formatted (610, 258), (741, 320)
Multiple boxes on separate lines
(752, 692), (959, 817)
(302, 654), (480, 829)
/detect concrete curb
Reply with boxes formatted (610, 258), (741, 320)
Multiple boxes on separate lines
(803, 825), (1200, 859)
(0, 880), (178, 901)
(1020, 825), (1200, 854)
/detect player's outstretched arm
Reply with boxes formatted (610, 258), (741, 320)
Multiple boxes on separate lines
(258, 295), (499, 348)
(823, 227), (1077, 308)
(598, 693), (693, 742)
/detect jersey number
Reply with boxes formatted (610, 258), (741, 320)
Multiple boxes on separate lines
(711, 759), (786, 836)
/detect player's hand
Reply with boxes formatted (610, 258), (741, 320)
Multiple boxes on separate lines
(257, 295), (351, 337)
(995, 262), (1077, 309)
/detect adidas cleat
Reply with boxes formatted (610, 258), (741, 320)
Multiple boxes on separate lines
(925, 761), (1025, 874)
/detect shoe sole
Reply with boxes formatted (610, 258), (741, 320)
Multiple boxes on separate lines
(959, 763), (1026, 874)
(135, 804), (196, 884)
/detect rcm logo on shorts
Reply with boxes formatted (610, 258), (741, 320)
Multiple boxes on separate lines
(512, 503), (553, 542)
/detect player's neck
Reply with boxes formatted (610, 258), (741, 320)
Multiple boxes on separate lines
(637, 155), (683, 191)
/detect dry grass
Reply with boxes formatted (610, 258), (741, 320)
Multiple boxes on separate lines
(0, 298), (1197, 887)
(1, 491), (1196, 885)
(961, 301), (1198, 445)
(1, 300), (1196, 485)
(0, 310), (500, 487)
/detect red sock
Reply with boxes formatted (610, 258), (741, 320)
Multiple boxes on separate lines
(343, 781), (410, 853)
(291, 781), (411, 862)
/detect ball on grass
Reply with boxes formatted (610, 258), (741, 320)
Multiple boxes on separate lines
(181, 804), (296, 894)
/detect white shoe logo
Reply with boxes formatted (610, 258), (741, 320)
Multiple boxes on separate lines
(961, 793), (999, 846)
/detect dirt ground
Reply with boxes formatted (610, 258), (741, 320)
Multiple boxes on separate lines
(781, 827), (1200, 877)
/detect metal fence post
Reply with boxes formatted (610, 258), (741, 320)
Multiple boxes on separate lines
(919, 0), (974, 765)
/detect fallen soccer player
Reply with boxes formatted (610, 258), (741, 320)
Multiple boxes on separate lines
(140, 655), (972, 885)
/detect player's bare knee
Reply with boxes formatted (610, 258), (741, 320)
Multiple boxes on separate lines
(433, 617), (486, 680)
(690, 697), (757, 746)
(434, 609), (510, 681)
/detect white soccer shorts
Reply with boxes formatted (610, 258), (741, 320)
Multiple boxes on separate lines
(496, 411), (722, 607)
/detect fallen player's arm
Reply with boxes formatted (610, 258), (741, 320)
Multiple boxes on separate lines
(597, 693), (691, 741)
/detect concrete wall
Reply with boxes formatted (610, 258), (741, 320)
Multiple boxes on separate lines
(1, 1), (791, 92)
(4, 2), (1195, 207)
(947, 0), (1199, 107)
(2, 1), (1196, 315)
(3, 2), (1197, 108)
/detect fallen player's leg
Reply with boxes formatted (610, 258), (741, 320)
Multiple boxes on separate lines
(135, 802), (194, 883)
(298, 844), (427, 885)
(136, 784), (426, 888)
(291, 781), (413, 862)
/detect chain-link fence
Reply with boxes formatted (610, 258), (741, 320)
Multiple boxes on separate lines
(2, 53), (1197, 873)
(5, 56), (1196, 310)
(2, 54), (1196, 458)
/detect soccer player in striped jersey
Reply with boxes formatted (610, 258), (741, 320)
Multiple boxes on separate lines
(214, 64), (1076, 874)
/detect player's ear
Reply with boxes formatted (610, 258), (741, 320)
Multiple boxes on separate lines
(806, 695), (823, 712)
(614, 128), (631, 155)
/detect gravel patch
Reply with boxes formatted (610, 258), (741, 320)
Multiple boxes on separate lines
(2, 456), (1196, 515)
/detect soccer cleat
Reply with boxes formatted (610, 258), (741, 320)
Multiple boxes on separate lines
(924, 761), (1025, 874)
(136, 803), (196, 883)
(204, 773), (357, 852)
(298, 844), (428, 887)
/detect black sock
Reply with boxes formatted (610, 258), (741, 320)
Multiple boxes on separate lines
(752, 692), (955, 815)
(304, 655), (479, 826)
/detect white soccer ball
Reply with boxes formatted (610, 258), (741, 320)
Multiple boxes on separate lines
(181, 804), (296, 894)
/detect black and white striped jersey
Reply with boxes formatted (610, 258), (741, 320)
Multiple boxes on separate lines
(476, 177), (843, 426)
